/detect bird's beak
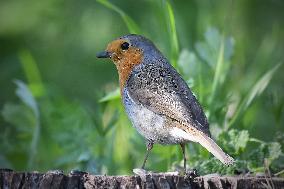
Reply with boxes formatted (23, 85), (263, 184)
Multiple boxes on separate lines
(96, 51), (111, 58)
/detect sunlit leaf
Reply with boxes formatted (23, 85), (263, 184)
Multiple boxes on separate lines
(99, 88), (120, 103)
(18, 50), (45, 97)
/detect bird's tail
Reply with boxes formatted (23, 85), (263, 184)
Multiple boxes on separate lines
(195, 132), (235, 166)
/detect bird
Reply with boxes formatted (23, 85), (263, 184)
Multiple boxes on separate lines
(97, 34), (234, 172)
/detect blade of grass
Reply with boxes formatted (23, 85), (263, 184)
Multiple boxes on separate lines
(245, 64), (281, 108)
(97, 0), (140, 34)
(18, 49), (45, 97)
(103, 110), (119, 135)
(209, 0), (234, 106)
(209, 36), (225, 106)
(99, 88), (120, 103)
(164, 0), (179, 67)
(227, 62), (282, 129)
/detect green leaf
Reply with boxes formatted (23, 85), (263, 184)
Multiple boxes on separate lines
(228, 62), (282, 128)
(195, 27), (234, 68)
(99, 88), (120, 103)
(96, 0), (140, 34)
(14, 80), (39, 118)
(194, 28), (235, 106)
(246, 140), (282, 172)
(245, 63), (282, 108)
(103, 110), (119, 135)
(229, 130), (249, 154)
(267, 142), (282, 162)
(224, 37), (235, 60)
(177, 49), (198, 78)
(195, 28), (219, 68)
(164, 0), (179, 67)
(205, 27), (221, 52)
(18, 50), (45, 97)
(219, 129), (249, 154)
(209, 36), (224, 104)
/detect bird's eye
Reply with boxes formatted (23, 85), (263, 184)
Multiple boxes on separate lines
(121, 42), (129, 50)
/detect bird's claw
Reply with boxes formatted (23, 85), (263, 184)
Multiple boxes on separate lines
(133, 168), (155, 183)
(180, 168), (198, 179)
(133, 168), (154, 176)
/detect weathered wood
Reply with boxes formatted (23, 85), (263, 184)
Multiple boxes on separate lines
(1, 169), (284, 189)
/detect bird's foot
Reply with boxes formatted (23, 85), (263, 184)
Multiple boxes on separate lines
(133, 168), (156, 183)
(185, 168), (198, 179)
(133, 168), (155, 176)
(178, 168), (198, 179)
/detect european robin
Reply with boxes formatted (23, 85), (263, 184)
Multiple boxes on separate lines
(97, 34), (234, 171)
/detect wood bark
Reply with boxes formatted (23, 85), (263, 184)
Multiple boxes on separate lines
(1, 169), (284, 189)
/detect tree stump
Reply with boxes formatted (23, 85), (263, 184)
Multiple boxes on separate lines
(1, 169), (284, 189)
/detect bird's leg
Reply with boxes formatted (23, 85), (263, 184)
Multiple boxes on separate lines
(179, 143), (198, 178)
(180, 143), (187, 173)
(141, 141), (153, 169)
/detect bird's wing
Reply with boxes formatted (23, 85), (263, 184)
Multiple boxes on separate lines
(126, 62), (211, 137)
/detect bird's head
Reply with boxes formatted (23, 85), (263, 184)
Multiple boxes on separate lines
(97, 34), (160, 88)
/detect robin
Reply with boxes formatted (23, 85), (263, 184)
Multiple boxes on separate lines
(97, 34), (234, 172)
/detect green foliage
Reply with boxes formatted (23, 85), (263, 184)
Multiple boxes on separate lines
(15, 80), (40, 169)
(174, 26), (283, 175)
(220, 130), (249, 154)
(188, 129), (283, 175)
(228, 63), (282, 128)
(195, 28), (234, 68)
(18, 50), (45, 97)
(0, 0), (284, 176)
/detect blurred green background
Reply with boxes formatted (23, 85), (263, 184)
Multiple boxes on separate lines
(0, 0), (284, 175)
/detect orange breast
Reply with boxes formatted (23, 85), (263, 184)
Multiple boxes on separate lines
(115, 47), (143, 89)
